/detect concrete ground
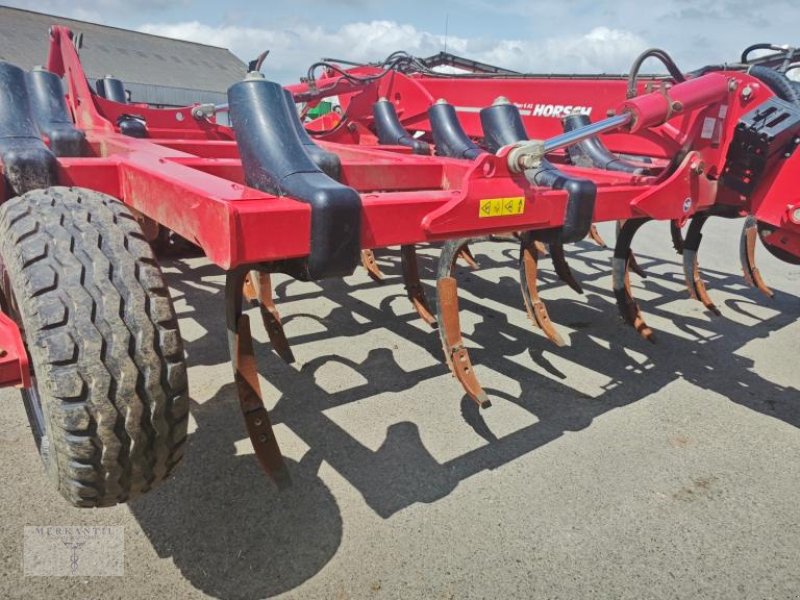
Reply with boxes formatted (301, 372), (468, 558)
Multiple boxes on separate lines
(0, 219), (799, 600)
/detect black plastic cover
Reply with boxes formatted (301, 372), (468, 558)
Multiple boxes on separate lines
(228, 77), (361, 279)
(117, 115), (147, 138)
(0, 61), (57, 196)
(25, 68), (85, 157)
(428, 102), (484, 160)
(526, 161), (597, 244)
(373, 99), (430, 155)
(96, 76), (127, 103)
(479, 102), (529, 151)
(283, 89), (342, 180)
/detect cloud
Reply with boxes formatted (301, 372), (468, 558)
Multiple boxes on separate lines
(2, 0), (187, 24)
(137, 19), (649, 82)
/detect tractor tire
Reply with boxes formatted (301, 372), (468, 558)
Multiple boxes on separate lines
(0, 186), (189, 507)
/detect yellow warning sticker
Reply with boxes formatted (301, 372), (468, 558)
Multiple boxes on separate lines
(478, 196), (525, 218)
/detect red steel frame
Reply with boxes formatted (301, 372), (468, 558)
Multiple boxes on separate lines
(295, 65), (800, 260)
(42, 25), (783, 266)
(0, 25), (798, 389)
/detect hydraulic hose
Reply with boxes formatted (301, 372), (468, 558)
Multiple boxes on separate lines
(747, 65), (800, 105)
(627, 48), (685, 99)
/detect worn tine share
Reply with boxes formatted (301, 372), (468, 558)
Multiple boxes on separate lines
(360, 249), (385, 282)
(243, 271), (258, 302)
(252, 271), (296, 363)
(436, 238), (491, 408)
(456, 244), (480, 269)
(617, 220), (648, 278)
(670, 220), (685, 254)
(535, 240), (549, 256)
(681, 215), (721, 315)
(740, 216), (774, 298)
(587, 225), (608, 248)
(225, 270), (291, 488)
(612, 219), (655, 342)
(519, 233), (566, 346)
(400, 244), (438, 327)
(549, 240), (584, 294)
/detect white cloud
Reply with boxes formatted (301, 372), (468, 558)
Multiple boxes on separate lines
(3, 0), (186, 24)
(137, 20), (649, 82)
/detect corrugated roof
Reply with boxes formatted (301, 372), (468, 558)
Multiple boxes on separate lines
(0, 6), (246, 100)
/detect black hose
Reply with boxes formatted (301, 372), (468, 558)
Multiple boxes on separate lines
(741, 43), (788, 64)
(747, 65), (800, 105)
(627, 48), (685, 99)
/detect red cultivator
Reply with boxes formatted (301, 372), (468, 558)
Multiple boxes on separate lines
(0, 26), (798, 506)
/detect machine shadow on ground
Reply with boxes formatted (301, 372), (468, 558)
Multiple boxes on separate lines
(129, 238), (800, 599)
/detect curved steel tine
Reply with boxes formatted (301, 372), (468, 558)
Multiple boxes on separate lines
(225, 269), (291, 487)
(252, 271), (295, 363)
(400, 245), (437, 327)
(587, 224), (608, 248)
(670, 219), (685, 255)
(740, 216), (774, 298)
(612, 219), (655, 342)
(628, 250), (647, 278)
(549, 240), (584, 294)
(617, 219), (647, 278)
(436, 238), (491, 408)
(361, 249), (385, 282)
(519, 233), (566, 346)
(681, 215), (720, 315)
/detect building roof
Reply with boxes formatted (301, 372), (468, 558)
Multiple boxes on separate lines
(0, 6), (246, 105)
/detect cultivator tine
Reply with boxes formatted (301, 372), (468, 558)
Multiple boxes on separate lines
(519, 234), (566, 346)
(587, 225), (607, 248)
(251, 271), (295, 363)
(400, 245), (437, 327)
(670, 220), (685, 254)
(243, 272), (258, 302)
(225, 270), (291, 488)
(456, 245), (479, 269)
(360, 249), (385, 282)
(740, 216), (774, 298)
(612, 219), (655, 342)
(436, 239), (491, 408)
(549, 240), (584, 294)
(535, 240), (549, 256)
(681, 215), (721, 315)
(616, 220), (648, 278)
(628, 251), (647, 278)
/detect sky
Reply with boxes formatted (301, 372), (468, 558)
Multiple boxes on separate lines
(3, 0), (800, 82)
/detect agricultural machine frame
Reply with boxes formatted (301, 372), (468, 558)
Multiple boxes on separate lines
(0, 25), (798, 506)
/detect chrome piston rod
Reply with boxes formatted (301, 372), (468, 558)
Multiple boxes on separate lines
(506, 111), (633, 172)
(543, 112), (632, 153)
